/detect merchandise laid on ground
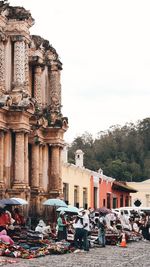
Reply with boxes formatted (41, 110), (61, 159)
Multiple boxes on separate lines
(88, 228), (142, 247)
(0, 222), (144, 259)
(0, 204), (149, 259)
(0, 228), (72, 259)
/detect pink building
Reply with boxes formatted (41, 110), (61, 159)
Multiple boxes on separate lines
(90, 174), (137, 209)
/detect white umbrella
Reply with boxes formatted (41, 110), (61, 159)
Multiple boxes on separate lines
(57, 205), (79, 213)
(10, 197), (28, 205)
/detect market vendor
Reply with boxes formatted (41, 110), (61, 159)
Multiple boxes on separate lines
(12, 208), (25, 226)
(35, 219), (51, 237)
(57, 212), (68, 241)
(0, 229), (14, 245)
(0, 208), (11, 231)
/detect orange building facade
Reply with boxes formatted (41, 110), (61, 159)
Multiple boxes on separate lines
(90, 174), (137, 210)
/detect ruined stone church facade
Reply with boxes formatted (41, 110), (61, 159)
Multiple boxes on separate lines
(0, 1), (68, 216)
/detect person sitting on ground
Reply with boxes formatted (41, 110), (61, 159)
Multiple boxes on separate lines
(35, 219), (51, 237)
(132, 219), (140, 233)
(4, 206), (15, 232)
(109, 220), (118, 233)
(0, 208), (11, 232)
(0, 229), (14, 245)
(12, 208), (25, 226)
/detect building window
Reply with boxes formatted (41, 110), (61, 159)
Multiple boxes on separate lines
(120, 195), (123, 207)
(125, 196), (129, 206)
(113, 198), (117, 208)
(83, 188), (88, 209)
(74, 186), (79, 208)
(94, 187), (97, 209)
(107, 193), (111, 209)
(63, 183), (69, 205)
(103, 199), (106, 207)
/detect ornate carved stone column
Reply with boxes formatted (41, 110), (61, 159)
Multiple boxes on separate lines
(12, 35), (25, 91)
(39, 145), (43, 189)
(31, 144), (39, 189)
(49, 63), (61, 123)
(49, 145), (60, 197)
(24, 42), (29, 93)
(59, 147), (63, 195)
(0, 131), (4, 187)
(0, 38), (6, 95)
(4, 132), (10, 188)
(13, 132), (25, 187)
(24, 133), (29, 186)
(34, 66), (42, 104)
(42, 144), (48, 191)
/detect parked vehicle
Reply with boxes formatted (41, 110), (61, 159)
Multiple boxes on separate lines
(112, 207), (142, 218)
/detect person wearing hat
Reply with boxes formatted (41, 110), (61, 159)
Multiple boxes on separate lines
(73, 214), (84, 250)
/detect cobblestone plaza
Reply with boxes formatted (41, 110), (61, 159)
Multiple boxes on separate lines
(1, 240), (150, 267)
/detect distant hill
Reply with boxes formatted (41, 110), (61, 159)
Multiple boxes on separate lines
(68, 118), (150, 182)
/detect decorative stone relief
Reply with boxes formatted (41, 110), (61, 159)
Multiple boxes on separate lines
(13, 40), (25, 87)
(0, 41), (5, 94)
(49, 69), (61, 113)
(24, 42), (29, 93)
(0, 94), (12, 106)
(6, 23), (30, 36)
(34, 66), (42, 104)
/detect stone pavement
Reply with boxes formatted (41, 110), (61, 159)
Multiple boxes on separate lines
(1, 240), (150, 267)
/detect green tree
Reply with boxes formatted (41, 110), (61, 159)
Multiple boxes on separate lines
(68, 118), (150, 182)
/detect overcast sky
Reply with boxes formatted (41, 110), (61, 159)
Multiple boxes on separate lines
(10, 0), (150, 143)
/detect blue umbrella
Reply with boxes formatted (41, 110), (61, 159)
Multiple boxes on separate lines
(0, 198), (28, 205)
(42, 198), (68, 207)
(57, 205), (79, 213)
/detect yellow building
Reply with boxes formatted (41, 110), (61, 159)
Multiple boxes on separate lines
(128, 180), (150, 207)
(62, 163), (91, 208)
(62, 149), (106, 209)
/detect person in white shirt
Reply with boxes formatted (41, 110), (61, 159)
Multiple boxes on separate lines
(73, 214), (84, 249)
(81, 209), (90, 251)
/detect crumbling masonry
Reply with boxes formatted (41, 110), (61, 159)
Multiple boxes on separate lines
(0, 1), (68, 217)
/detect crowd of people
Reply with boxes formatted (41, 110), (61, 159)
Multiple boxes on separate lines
(54, 207), (150, 252)
(0, 204), (150, 253)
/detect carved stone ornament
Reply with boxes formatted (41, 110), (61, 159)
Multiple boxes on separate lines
(14, 40), (25, 85)
(7, 22), (30, 36)
(11, 91), (33, 108)
(0, 42), (5, 89)
(0, 31), (7, 42)
(0, 94), (12, 107)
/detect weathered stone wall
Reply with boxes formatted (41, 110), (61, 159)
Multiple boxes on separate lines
(0, 0), (68, 218)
